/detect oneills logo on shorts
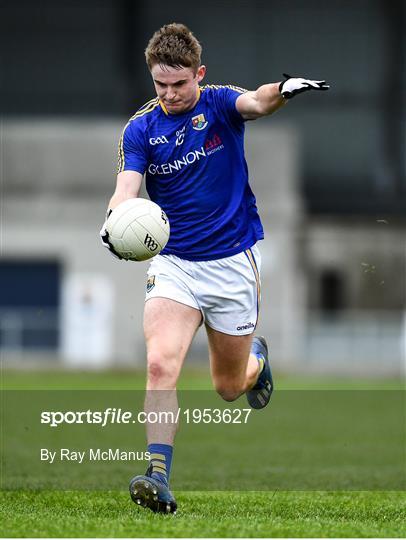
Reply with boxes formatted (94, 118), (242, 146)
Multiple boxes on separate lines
(191, 113), (208, 131)
(236, 322), (255, 331)
(146, 275), (156, 293)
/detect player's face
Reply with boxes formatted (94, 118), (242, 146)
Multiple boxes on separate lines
(150, 64), (206, 114)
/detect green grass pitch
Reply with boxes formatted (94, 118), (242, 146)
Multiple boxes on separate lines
(1, 490), (405, 537)
(1, 369), (405, 538)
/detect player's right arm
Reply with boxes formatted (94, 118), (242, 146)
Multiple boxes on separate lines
(101, 114), (148, 259)
(100, 171), (143, 260)
(107, 170), (143, 211)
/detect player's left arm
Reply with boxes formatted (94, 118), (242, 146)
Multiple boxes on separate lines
(236, 74), (330, 121)
(236, 83), (286, 120)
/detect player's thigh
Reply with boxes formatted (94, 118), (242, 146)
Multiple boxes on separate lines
(144, 297), (202, 375)
(206, 324), (253, 383)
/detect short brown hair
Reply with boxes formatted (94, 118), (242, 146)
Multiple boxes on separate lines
(145, 23), (202, 73)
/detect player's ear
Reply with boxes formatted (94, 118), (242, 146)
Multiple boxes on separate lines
(196, 65), (206, 82)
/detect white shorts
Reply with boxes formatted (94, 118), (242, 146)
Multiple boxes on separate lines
(145, 244), (261, 335)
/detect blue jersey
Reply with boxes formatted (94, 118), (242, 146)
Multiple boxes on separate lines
(117, 85), (264, 261)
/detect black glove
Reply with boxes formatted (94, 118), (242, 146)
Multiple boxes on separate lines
(99, 209), (123, 260)
(279, 73), (330, 99)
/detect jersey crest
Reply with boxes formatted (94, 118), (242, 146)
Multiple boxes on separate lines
(191, 113), (208, 131)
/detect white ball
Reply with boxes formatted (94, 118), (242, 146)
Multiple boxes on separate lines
(106, 198), (170, 261)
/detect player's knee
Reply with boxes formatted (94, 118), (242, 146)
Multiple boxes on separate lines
(147, 359), (165, 383)
(147, 352), (178, 387)
(214, 380), (242, 402)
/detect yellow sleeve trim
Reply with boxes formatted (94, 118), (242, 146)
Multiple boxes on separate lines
(117, 98), (159, 174)
(201, 84), (248, 94)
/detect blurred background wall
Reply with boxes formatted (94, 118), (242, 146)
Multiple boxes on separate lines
(2, 0), (405, 375)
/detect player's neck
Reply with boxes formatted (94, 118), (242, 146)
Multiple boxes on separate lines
(187, 87), (201, 110)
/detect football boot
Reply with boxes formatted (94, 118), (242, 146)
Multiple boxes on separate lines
(129, 464), (177, 514)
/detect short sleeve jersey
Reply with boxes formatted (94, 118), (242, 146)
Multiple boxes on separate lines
(117, 85), (264, 261)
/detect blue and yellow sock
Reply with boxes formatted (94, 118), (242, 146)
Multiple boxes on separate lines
(255, 352), (265, 376)
(147, 443), (173, 487)
(252, 352), (265, 385)
(257, 354), (265, 373)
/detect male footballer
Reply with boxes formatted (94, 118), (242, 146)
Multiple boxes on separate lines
(101, 23), (329, 514)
